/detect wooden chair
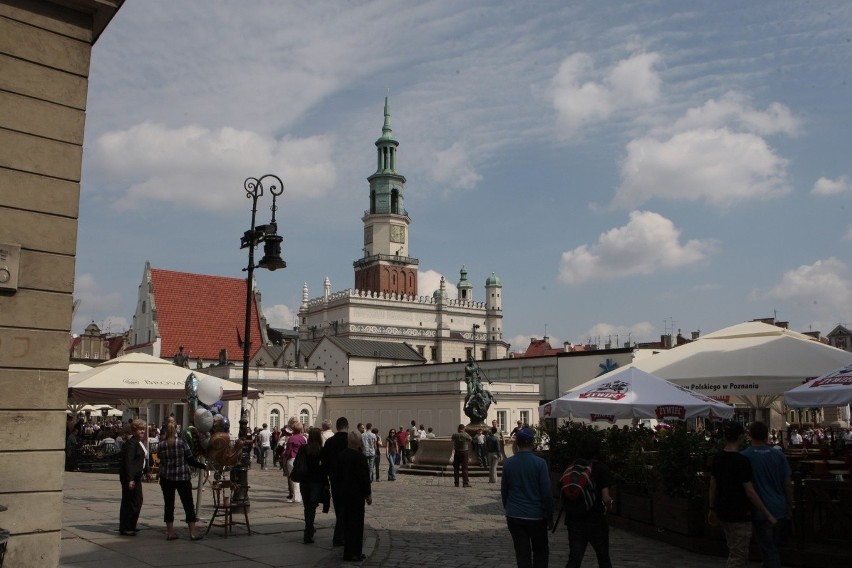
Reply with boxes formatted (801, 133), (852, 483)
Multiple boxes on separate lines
(206, 480), (251, 537)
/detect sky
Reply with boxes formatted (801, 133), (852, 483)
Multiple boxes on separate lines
(74, 0), (852, 351)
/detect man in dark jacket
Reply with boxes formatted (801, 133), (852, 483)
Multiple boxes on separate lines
(320, 416), (350, 547)
(119, 419), (148, 536)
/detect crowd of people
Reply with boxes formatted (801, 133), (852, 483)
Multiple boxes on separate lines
(67, 409), (850, 566)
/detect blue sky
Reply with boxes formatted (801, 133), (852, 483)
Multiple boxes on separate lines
(75, 0), (852, 350)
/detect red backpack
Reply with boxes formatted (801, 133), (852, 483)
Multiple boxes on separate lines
(560, 458), (596, 513)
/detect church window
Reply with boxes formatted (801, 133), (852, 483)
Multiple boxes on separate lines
(417, 346), (424, 356)
(430, 347), (437, 361)
(391, 189), (400, 214)
(465, 348), (472, 359)
(270, 409), (280, 430)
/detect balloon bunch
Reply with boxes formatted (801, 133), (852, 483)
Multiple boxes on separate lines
(183, 373), (243, 468)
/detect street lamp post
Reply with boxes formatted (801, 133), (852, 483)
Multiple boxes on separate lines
(238, 175), (285, 477)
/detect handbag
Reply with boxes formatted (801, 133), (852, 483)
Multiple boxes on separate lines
(290, 446), (307, 483)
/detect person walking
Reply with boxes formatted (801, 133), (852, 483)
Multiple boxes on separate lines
(257, 423), (272, 470)
(396, 426), (409, 464)
(385, 428), (400, 481)
(320, 419), (334, 445)
(372, 427), (382, 482)
(320, 416), (350, 548)
(361, 422), (377, 482)
(709, 421), (777, 568)
(118, 419), (148, 536)
(299, 427), (327, 544)
(158, 421), (204, 541)
(742, 421), (793, 568)
(408, 420), (419, 456)
(271, 426), (281, 468)
(284, 422), (307, 503)
(501, 427), (553, 568)
(485, 426), (501, 483)
(562, 437), (614, 568)
(338, 431), (373, 562)
(451, 423), (473, 487)
(475, 428), (487, 467)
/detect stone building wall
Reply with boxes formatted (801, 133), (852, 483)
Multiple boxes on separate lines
(0, 1), (121, 565)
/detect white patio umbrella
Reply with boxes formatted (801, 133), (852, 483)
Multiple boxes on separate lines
(630, 322), (852, 397)
(784, 363), (852, 408)
(68, 352), (258, 403)
(539, 367), (734, 422)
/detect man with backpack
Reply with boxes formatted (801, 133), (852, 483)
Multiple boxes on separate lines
(501, 427), (553, 568)
(559, 437), (614, 568)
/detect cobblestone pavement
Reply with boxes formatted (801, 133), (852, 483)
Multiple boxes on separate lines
(62, 467), (758, 567)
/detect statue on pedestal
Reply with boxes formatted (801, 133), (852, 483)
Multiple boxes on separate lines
(463, 356), (496, 425)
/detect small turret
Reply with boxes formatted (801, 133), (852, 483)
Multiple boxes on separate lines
(457, 265), (473, 301)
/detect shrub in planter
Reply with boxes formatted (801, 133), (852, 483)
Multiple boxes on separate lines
(651, 423), (720, 535)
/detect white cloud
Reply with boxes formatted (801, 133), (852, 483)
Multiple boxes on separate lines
(431, 141), (483, 191)
(89, 122), (336, 213)
(811, 176), (852, 196)
(418, 269), (459, 298)
(575, 321), (658, 347)
(551, 52), (661, 137)
(558, 211), (718, 284)
(761, 258), (852, 320)
(264, 304), (297, 330)
(613, 128), (790, 208)
(670, 92), (799, 136)
(72, 273), (127, 334)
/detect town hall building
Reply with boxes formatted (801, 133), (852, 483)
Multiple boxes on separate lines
(296, 97), (510, 364)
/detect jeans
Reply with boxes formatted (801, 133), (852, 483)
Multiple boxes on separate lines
(488, 452), (500, 483)
(364, 454), (376, 481)
(721, 521), (752, 568)
(566, 516), (612, 568)
(753, 519), (787, 568)
(506, 516), (549, 568)
(374, 454), (381, 481)
(260, 447), (270, 469)
(386, 453), (397, 480)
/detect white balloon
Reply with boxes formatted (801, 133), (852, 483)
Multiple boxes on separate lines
(197, 377), (224, 406)
(194, 408), (214, 433)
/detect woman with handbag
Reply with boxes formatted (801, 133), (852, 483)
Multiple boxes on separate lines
(385, 428), (400, 481)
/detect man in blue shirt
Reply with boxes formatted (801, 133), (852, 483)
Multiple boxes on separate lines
(742, 421), (793, 568)
(501, 427), (553, 568)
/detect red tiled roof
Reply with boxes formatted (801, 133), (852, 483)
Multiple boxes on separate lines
(516, 338), (562, 358)
(150, 268), (263, 363)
